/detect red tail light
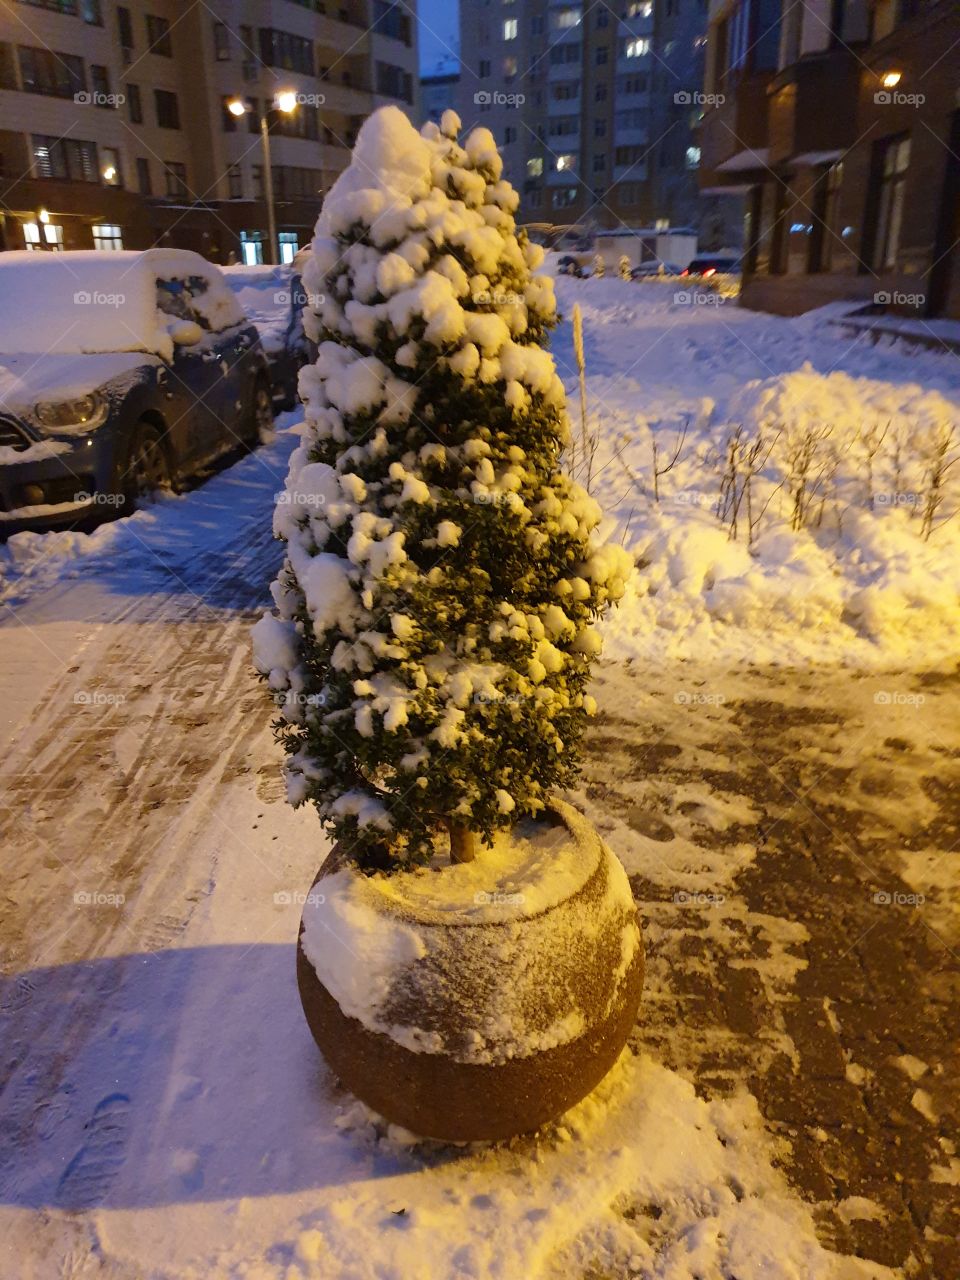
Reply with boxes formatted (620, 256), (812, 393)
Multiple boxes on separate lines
(703, 267), (716, 278)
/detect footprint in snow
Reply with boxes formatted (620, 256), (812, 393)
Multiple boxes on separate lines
(55, 1093), (130, 1210)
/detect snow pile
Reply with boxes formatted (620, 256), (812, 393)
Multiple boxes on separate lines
(204, 1053), (894, 1280)
(300, 800), (639, 1062)
(552, 278), (960, 666)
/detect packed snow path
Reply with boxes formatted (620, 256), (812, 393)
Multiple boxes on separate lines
(0, 290), (958, 1277)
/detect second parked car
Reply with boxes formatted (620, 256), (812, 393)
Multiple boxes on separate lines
(0, 248), (273, 536)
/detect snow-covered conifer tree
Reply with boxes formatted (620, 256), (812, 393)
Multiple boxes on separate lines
(253, 106), (631, 870)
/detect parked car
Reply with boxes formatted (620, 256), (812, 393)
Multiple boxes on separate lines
(630, 260), (683, 279)
(0, 248), (272, 536)
(557, 255), (587, 278)
(680, 256), (741, 279)
(222, 251), (314, 409)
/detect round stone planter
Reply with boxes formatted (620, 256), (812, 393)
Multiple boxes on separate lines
(296, 800), (644, 1142)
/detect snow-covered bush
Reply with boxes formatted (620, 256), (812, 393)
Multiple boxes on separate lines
(253, 107), (631, 871)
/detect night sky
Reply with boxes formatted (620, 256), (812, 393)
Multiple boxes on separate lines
(418, 0), (459, 74)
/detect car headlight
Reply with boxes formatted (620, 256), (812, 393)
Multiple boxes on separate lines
(33, 392), (109, 435)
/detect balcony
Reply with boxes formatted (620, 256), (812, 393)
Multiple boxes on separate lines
(546, 158), (580, 184)
(547, 94), (581, 115)
(766, 48), (860, 166)
(613, 126), (648, 147)
(697, 70), (773, 188)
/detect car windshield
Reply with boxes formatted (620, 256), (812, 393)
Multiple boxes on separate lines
(156, 276), (211, 329)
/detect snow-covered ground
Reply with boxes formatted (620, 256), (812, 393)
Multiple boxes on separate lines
(5, 277), (958, 668)
(551, 277), (960, 668)
(1, 282), (957, 1279)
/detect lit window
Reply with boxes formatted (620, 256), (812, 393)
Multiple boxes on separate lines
(278, 231), (299, 264)
(556, 153), (577, 172)
(553, 7), (582, 28)
(503, 18), (517, 39)
(527, 157), (544, 176)
(240, 230), (264, 265)
(625, 38), (650, 57)
(626, 1), (653, 16)
(93, 222), (123, 250)
(24, 220), (63, 250)
(685, 146), (700, 169)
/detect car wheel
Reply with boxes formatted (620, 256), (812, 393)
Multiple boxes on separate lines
(121, 422), (174, 511)
(244, 378), (274, 448)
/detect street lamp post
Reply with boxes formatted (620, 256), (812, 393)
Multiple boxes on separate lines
(227, 91), (298, 266)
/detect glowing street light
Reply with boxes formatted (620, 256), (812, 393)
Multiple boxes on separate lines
(881, 70), (902, 89)
(225, 91), (298, 264)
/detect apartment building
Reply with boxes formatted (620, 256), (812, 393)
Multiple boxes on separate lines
(0, 0), (417, 261)
(421, 61), (459, 127)
(699, 0), (960, 318)
(457, 0), (712, 234)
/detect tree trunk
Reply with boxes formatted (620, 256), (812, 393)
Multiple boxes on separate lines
(448, 822), (476, 864)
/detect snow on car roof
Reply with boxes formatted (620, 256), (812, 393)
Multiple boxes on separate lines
(0, 249), (244, 360)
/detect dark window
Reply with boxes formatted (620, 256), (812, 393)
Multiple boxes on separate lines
(253, 164), (321, 199)
(136, 155), (152, 194)
(596, 45), (608, 64)
(239, 24), (257, 79)
(20, 0), (99, 13)
(597, 8), (609, 24)
(17, 46), (85, 98)
(479, 59), (491, 77)
(127, 82), (142, 123)
(222, 95), (242, 131)
(372, 1), (411, 43)
(214, 21), (231, 59)
(146, 15), (172, 56)
(258, 28), (313, 75)
(593, 153), (606, 171)
(274, 105), (320, 141)
(90, 64), (110, 104)
(809, 161), (843, 272)
(376, 61), (413, 102)
(866, 135), (910, 271)
(164, 161), (188, 198)
(117, 6), (134, 53)
(595, 84), (607, 101)
(227, 163), (243, 198)
(594, 119), (606, 137)
(31, 134), (98, 181)
(155, 89), (180, 129)
(549, 43), (580, 64)
(18, 0), (78, 12)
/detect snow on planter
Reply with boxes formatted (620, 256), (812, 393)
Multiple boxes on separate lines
(295, 798), (644, 1139)
(254, 106), (633, 872)
(299, 800), (640, 1064)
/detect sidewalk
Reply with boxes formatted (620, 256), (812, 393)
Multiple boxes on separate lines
(584, 662), (960, 1276)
